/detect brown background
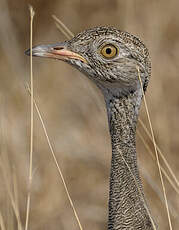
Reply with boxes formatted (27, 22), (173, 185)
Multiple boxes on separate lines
(0, 0), (179, 229)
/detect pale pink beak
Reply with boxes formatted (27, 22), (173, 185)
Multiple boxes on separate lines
(25, 43), (87, 64)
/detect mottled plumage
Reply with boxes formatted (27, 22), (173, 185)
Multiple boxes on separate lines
(26, 26), (156, 230)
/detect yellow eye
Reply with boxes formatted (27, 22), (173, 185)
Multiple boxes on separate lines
(100, 44), (118, 59)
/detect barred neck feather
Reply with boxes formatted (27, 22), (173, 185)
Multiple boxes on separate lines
(102, 89), (155, 230)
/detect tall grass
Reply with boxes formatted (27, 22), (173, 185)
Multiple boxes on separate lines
(25, 6), (35, 230)
(0, 1), (178, 230)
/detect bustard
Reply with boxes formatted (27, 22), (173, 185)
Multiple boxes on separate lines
(26, 26), (156, 230)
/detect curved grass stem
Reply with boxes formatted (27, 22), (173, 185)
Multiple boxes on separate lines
(26, 84), (83, 230)
(25, 6), (35, 230)
(137, 66), (173, 230)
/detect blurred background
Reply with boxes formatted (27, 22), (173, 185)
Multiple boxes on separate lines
(0, 0), (179, 229)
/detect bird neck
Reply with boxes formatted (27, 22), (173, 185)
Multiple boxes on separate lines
(103, 89), (155, 230)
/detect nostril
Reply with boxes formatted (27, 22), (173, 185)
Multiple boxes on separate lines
(53, 47), (64, 50)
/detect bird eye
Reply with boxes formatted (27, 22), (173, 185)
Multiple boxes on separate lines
(100, 44), (118, 59)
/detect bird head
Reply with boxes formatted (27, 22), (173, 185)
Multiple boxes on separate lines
(26, 26), (151, 97)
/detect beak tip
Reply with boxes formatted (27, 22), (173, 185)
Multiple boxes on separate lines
(25, 45), (49, 57)
(25, 48), (30, 56)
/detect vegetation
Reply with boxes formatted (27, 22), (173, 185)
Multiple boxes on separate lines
(0, 0), (178, 229)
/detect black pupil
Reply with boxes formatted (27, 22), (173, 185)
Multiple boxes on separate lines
(106, 47), (112, 54)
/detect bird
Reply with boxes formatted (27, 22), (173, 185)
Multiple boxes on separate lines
(26, 26), (156, 230)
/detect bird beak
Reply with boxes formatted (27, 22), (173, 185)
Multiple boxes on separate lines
(25, 43), (87, 64)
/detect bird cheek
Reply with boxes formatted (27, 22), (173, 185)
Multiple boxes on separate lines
(112, 65), (138, 90)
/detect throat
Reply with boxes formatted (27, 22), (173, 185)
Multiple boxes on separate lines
(102, 90), (155, 230)
(105, 91), (142, 192)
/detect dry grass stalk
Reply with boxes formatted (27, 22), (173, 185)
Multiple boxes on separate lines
(137, 66), (173, 230)
(25, 6), (35, 230)
(116, 144), (157, 229)
(139, 118), (179, 188)
(24, 11), (83, 230)
(12, 171), (22, 230)
(0, 102), (23, 230)
(137, 130), (179, 195)
(0, 157), (23, 230)
(140, 165), (178, 219)
(26, 84), (83, 230)
(52, 15), (74, 39)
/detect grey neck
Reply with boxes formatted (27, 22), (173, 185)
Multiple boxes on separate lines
(102, 88), (155, 230)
